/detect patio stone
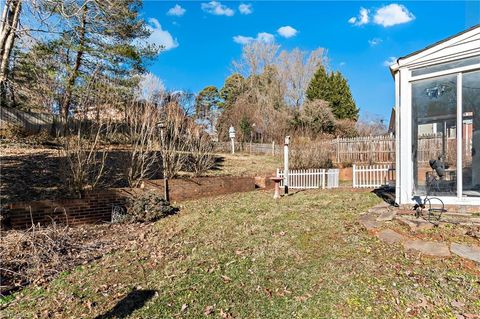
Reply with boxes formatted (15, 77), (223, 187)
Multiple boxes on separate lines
(359, 213), (380, 230)
(376, 210), (397, 222)
(403, 240), (451, 257)
(377, 229), (406, 244)
(450, 243), (480, 264)
(397, 217), (434, 232)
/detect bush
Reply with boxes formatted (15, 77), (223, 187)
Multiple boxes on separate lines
(290, 138), (334, 169)
(0, 122), (28, 140)
(185, 127), (216, 176)
(126, 191), (178, 223)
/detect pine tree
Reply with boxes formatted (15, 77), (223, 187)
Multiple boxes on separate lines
(305, 65), (329, 102)
(219, 73), (245, 109)
(306, 66), (359, 121)
(328, 71), (359, 120)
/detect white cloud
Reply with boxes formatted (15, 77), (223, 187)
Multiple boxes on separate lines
(373, 4), (415, 27)
(239, 3), (252, 15)
(368, 37), (382, 46)
(167, 4), (186, 17)
(277, 26), (298, 38)
(201, 1), (234, 16)
(147, 18), (179, 51)
(348, 7), (369, 26)
(233, 32), (275, 45)
(339, 62), (346, 67)
(383, 56), (397, 67)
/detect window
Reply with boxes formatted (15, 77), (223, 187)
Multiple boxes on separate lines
(411, 55), (480, 77)
(462, 71), (480, 197)
(412, 74), (457, 196)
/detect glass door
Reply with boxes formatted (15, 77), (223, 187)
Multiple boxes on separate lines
(462, 71), (480, 197)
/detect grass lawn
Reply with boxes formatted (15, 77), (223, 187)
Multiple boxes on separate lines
(2, 190), (479, 318)
(207, 153), (282, 177)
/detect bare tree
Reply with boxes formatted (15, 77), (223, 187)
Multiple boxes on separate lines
(278, 48), (326, 110)
(232, 41), (279, 77)
(0, 0), (22, 105)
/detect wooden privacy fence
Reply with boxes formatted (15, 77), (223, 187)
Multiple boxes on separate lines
(0, 107), (58, 134)
(215, 134), (452, 165)
(353, 164), (395, 188)
(276, 168), (340, 189)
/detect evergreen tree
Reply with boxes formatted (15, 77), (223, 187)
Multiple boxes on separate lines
(306, 66), (359, 121)
(219, 73), (244, 109)
(195, 86), (220, 118)
(328, 71), (359, 120)
(305, 65), (329, 102)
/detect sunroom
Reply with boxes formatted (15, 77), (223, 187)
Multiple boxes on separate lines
(390, 25), (480, 206)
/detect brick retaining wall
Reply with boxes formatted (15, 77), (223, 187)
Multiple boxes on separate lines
(2, 176), (256, 229)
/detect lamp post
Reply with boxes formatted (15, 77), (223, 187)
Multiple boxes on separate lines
(157, 120), (169, 202)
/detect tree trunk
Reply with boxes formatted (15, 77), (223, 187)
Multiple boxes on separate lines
(61, 4), (87, 122)
(0, 0), (21, 107)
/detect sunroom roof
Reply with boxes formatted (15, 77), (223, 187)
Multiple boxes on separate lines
(389, 24), (480, 76)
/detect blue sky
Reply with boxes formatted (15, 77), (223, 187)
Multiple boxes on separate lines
(143, 1), (480, 121)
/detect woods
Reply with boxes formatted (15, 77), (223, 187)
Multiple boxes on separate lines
(196, 41), (368, 143)
(0, 0), (159, 117)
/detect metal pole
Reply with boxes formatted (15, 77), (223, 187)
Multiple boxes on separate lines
(160, 128), (169, 202)
(284, 136), (290, 194)
(231, 137), (235, 154)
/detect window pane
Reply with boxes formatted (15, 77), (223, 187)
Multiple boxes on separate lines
(412, 74), (457, 196)
(412, 55), (480, 77)
(462, 71), (480, 197)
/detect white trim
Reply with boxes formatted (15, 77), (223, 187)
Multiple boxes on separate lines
(398, 26), (480, 66)
(409, 63), (480, 82)
(407, 196), (480, 206)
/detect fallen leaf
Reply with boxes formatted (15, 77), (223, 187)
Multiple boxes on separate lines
(204, 305), (214, 316)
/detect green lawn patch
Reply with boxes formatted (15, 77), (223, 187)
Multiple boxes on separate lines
(3, 190), (479, 318)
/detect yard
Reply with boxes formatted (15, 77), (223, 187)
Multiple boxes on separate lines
(2, 189), (479, 318)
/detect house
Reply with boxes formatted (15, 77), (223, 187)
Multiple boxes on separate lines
(389, 25), (480, 206)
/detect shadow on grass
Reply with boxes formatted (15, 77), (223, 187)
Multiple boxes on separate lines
(94, 289), (157, 319)
(371, 185), (398, 207)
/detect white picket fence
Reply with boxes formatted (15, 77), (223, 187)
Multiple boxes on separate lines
(352, 164), (395, 188)
(276, 168), (340, 189)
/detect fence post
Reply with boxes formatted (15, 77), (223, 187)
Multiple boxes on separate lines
(352, 164), (356, 188)
(322, 169), (326, 189)
(336, 138), (340, 164)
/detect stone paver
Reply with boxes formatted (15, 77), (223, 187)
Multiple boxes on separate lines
(377, 229), (406, 244)
(450, 243), (480, 264)
(359, 213), (380, 230)
(376, 210), (397, 222)
(397, 217), (434, 232)
(403, 239), (451, 257)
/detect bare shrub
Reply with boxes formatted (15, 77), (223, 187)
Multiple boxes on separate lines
(186, 125), (216, 176)
(301, 99), (336, 135)
(160, 102), (191, 179)
(290, 138), (334, 169)
(0, 223), (71, 292)
(335, 119), (358, 138)
(124, 101), (160, 188)
(60, 122), (111, 197)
